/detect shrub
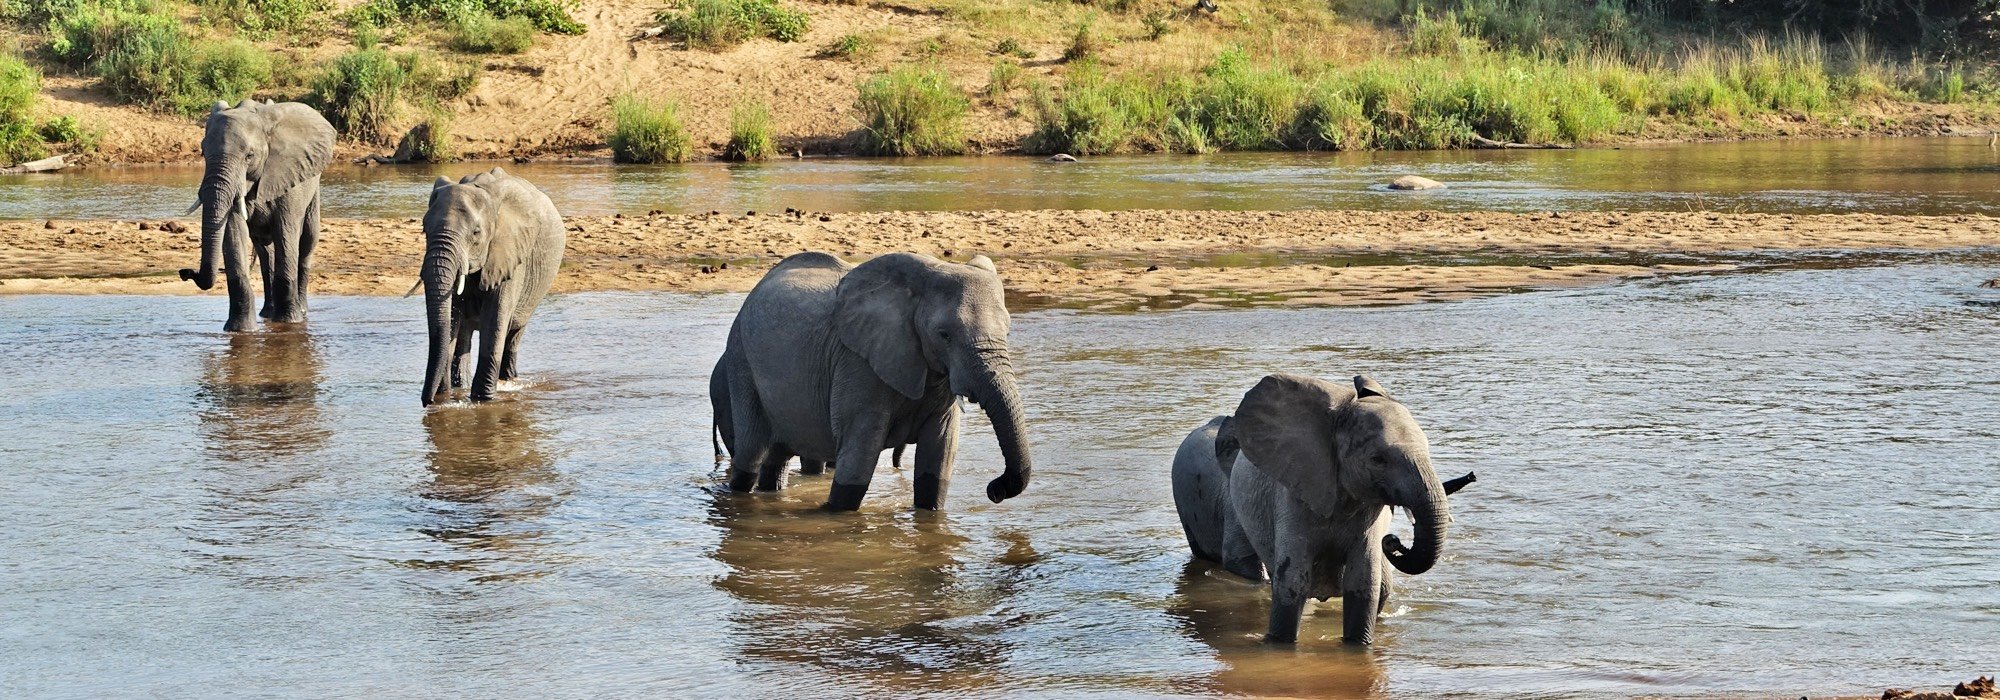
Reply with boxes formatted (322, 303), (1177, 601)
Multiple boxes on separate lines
(1063, 17), (1103, 62)
(450, 13), (535, 53)
(346, 0), (584, 35)
(1142, 10), (1172, 40)
(724, 99), (774, 161)
(197, 0), (332, 36)
(38, 114), (99, 151)
(310, 47), (406, 141)
(86, 13), (273, 117)
(406, 108), (454, 161)
(1, 51), (44, 162)
(655, 0), (809, 50)
(821, 32), (872, 60)
(994, 37), (1031, 58)
(986, 59), (1021, 100)
(855, 66), (967, 156)
(608, 93), (691, 163)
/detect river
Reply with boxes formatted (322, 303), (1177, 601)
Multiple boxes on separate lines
(5, 137), (2000, 220)
(3, 261), (1995, 697)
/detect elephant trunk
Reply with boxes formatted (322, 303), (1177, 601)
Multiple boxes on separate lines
(182, 160), (244, 290)
(420, 242), (462, 406)
(1382, 464), (1450, 576)
(970, 349), (1032, 503)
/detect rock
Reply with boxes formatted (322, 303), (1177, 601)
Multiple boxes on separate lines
(1046, 153), (1078, 162)
(1388, 175), (1445, 190)
(1982, 278), (1999, 288)
(1957, 675), (1996, 697)
(161, 221), (188, 233)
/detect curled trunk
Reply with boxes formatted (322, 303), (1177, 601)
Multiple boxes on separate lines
(1382, 468), (1449, 575)
(420, 244), (461, 406)
(972, 359), (1032, 503)
(182, 163), (243, 290)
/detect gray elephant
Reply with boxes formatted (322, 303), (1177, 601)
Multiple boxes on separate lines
(1171, 373), (1472, 645)
(179, 99), (337, 332)
(419, 168), (566, 406)
(710, 252), (1032, 511)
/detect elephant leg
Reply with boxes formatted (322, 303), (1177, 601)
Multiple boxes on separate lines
(451, 301), (475, 390)
(498, 324), (526, 381)
(266, 207), (306, 323)
(798, 459), (826, 475)
(725, 377), (775, 493)
(255, 237), (275, 319)
(469, 294), (516, 401)
(756, 445), (795, 492)
(295, 190), (319, 317)
(1341, 547), (1385, 645)
(1220, 498), (1265, 581)
(1264, 534), (1313, 644)
(824, 412), (892, 511)
(220, 214), (255, 332)
(911, 407), (960, 510)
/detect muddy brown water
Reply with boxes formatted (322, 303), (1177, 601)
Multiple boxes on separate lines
(7, 137), (2000, 220)
(3, 262), (1996, 697)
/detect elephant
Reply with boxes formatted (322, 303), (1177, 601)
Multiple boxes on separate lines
(178, 99), (337, 332)
(710, 251), (1032, 511)
(1171, 373), (1473, 645)
(419, 168), (566, 406)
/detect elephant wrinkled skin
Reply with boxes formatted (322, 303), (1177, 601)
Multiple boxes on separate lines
(711, 252), (1033, 512)
(1171, 373), (1472, 645)
(179, 99), (336, 332)
(419, 168), (566, 406)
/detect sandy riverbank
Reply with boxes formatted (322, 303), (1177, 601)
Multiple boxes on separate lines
(4, 209), (1997, 310)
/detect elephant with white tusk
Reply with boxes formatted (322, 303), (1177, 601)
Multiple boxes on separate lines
(179, 99), (336, 332)
(1171, 373), (1473, 645)
(710, 252), (1033, 512)
(418, 168), (566, 406)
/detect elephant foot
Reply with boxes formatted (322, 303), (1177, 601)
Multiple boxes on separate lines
(913, 473), (945, 510)
(726, 470), (758, 492)
(222, 317), (253, 333)
(755, 465), (785, 491)
(823, 483), (868, 511)
(798, 460), (826, 476)
(1223, 556), (1265, 581)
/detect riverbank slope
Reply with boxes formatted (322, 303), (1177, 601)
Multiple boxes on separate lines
(5, 209), (1997, 309)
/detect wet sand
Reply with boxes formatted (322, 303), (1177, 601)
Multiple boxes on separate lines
(3, 209), (1997, 309)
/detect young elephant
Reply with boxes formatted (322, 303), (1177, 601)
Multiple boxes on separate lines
(1171, 373), (1472, 645)
(419, 168), (565, 406)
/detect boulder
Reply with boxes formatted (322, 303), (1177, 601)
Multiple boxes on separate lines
(1388, 175), (1445, 190)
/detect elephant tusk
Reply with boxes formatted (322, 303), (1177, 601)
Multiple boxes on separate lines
(455, 272), (467, 295)
(234, 191), (248, 223)
(183, 200), (200, 216)
(401, 279), (423, 298)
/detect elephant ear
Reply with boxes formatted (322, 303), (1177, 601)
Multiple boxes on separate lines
(475, 180), (528, 286)
(250, 105), (336, 209)
(1232, 373), (1352, 518)
(1212, 416), (1241, 475)
(1354, 375), (1390, 400)
(965, 255), (996, 274)
(834, 256), (928, 400)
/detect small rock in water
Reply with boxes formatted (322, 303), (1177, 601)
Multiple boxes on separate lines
(1981, 278), (1999, 288)
(1388, 175), (1445, 190)
(1046, 153), (1078, 162)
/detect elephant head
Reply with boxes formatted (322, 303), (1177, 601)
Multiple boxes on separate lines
(419, 173), (512, 406)
(180, 99), (335, 290)
(1232, 373), (1451, 576)
(833, 253), (1032, 504)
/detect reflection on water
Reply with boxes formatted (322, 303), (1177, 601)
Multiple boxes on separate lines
(7, 137), (2000, 219)
(2, 261), (1998, 697)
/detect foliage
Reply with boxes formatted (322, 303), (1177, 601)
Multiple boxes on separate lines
(724, 98), (774, 161)
(654, 0), (808, 50)
(854, 66), (967, 155)
(994, 37), (1030, 58)
(1062, 16), (1102, 62)
(1142, 10), (1171, 40)
(821, 32), (873, 60)
(986, 59), (1021, 100)
(0, 50), (43, 162)
(310, 46), (404, 141)
(608, 93), (691, 163)
(407, 108), (454, 161)
(450, 13), (535, 53)
(346, 0), (583, 35)
(75, 11), (273, 117)
(196, 0), (331, 37)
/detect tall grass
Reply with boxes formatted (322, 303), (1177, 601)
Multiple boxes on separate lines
(725, 99), (774, 161)
(450, 13), (535, 53)
(1, 50), (44, 162)
(404, 108), (454, 162)
(655, 0), (808, 50)
(66, 10), (273, 117)
(310, 47), (406, 141)
(855, 66), (968, 156)
(608, 93), (691, 163)
(346, 0), (584, 35)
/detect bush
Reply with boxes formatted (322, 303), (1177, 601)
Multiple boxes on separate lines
(406, 108), (454, 161)
(346, 0), (583, 35)
(450, 13), (535, 53)
(854, 66), (967, 156)
(197, 0), (331, 36)
(724, 99), (774, 161)
(994, 37), (1030, 58)
(608, 93), (691, 163)
(986, 59), (1021, 100)
(1, 50), (44, 162)
(310, 47), (406, 141)
(84, 12), (273, 117)
(821, 32), (873, 60)
(1142, 10), (1172, 40)
(1063, 17), (1103, 62)
(655, 0), (809, 50)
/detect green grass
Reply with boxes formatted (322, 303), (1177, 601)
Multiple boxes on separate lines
(450, 13), (535, 53)
(1, 50), (45, 162)
(406, 108), (454, 161)
(346, 0), (583, 34)
(309, 44), (478, 142)
(855, 66), (968, 156)
(724, 99), (774, 161)
(655, 0), (808, 50)
(820, 32), (874, 60)
(986, 59), (1021, 101)
(608, 93), (691, 163)
(196, 0), (331, 37)
(80, 12), (272, 117)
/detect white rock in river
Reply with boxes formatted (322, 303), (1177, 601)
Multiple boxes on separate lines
(1046, 153), (1078, 162)
(1388, 175), (1445, 190)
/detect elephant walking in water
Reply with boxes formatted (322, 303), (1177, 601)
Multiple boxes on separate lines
(419, 168), (566, 406)
(710, 252), (1033, 511)
(179, 99), (336, 332)
(1172, 373), (1472, 645)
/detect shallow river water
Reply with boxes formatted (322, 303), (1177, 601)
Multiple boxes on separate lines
(3, 262), (1997, 698)
(6, 136), (2000, 219)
